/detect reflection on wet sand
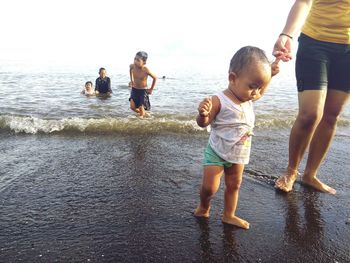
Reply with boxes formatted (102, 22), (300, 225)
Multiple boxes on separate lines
(283, 188), (324, 256)
(196, 218), (215, 263)
(222, 224), (240, 261)
(196, 218), (241, 262)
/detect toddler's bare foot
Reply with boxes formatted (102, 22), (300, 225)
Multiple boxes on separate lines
(194, 206), (210, 218)
(302, 176), (336, 195)
(222, 215), (250, 229)
(275, 168), (299, 192)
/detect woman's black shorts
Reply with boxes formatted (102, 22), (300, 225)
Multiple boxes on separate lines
(296, 33), (350, 92)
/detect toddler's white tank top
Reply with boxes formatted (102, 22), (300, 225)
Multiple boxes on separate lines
(209, 91), (255, 164)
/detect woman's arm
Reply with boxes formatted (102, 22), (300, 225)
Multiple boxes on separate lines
(273, 0), (313, 61)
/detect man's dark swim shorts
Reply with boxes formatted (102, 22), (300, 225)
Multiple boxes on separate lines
(129, 87), (151, 110)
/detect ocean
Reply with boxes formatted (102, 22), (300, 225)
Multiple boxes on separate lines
(2, 59), (349, 136)
(1, 60), (349, 262)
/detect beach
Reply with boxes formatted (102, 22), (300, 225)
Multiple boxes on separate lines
(0, 129), (349, 262)
(1, 0), (350, 260)
(0, 60), (349, 262)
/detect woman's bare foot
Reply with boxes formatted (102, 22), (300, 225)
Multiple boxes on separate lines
(194, 206), (210, 218)
(302, 176), (336, 195)
(222, 215), (250, 229)
(275, 168), (299, 192)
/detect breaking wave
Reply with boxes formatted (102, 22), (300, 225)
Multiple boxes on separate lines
(1, 114), (349, 135)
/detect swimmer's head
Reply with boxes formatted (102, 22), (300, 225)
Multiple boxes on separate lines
(98, 67), (107, 78)
(135, 51), (148, 62)
(85, 81), (93, 89)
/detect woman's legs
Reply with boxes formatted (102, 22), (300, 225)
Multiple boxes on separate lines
(276, 89), (350, 193)
(302, 90), (350, 194)
(276, 33), (350, 193)
(275, 90), (327, 192)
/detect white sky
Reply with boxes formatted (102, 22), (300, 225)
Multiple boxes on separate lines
(0, 0), (295, 70)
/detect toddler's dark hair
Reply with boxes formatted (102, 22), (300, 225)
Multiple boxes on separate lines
(229, 46), (269, 74)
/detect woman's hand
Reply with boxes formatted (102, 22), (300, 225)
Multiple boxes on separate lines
(273, 34), (293, 62)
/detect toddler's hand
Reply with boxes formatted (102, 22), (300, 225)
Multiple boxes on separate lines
(271, 58), (280, 77)
(198, 97), (212, 117)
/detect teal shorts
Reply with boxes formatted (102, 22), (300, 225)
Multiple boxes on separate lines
(203, 144), (232, 168)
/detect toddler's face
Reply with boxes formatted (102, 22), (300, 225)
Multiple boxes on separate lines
(85, 82), (92, 90)
(230, 62), (271, 101)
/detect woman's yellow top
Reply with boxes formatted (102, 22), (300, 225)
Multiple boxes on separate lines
(302, 0), (350, 44)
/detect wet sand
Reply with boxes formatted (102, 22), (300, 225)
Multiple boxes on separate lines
(0, 131), (349, 262)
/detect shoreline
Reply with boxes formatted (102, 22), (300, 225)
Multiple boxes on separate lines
(0, 131), (349, 262)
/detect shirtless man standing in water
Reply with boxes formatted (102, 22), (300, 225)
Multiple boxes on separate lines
(129, 51), (157, 118)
